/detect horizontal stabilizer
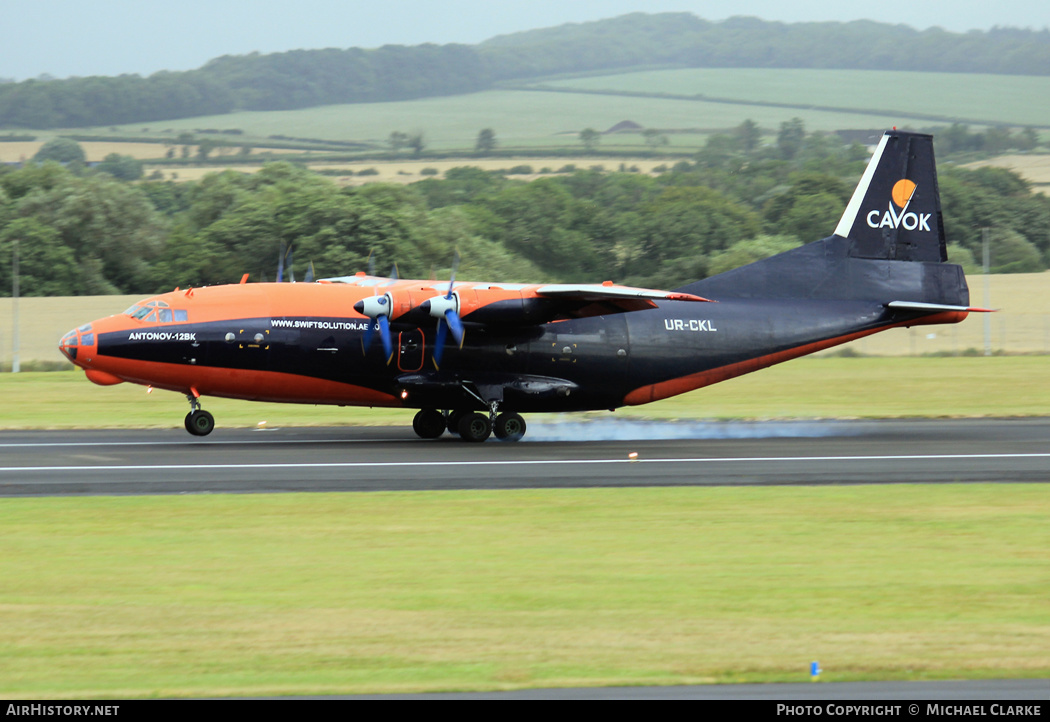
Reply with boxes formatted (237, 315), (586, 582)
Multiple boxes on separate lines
(887, 301), (995, 313)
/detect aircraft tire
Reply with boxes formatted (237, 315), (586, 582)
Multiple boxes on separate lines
(185, 410), (215, 437)
(446, 409), (470, 436)
(412, 409), (446, 439)
(494, 412), (526, 442)
(457, 412), (492, 443)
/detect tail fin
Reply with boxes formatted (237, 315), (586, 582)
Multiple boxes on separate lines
(679, 129), (968, 307)
(834, 131), (946, 263)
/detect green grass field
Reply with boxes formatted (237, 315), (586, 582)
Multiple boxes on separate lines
(540, 68), (1050, 129)
(71, 68), (1047, 157)
(2, 485), (1048, 697)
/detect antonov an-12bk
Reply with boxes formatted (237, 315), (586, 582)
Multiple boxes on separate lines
(61, 130), (987, 441)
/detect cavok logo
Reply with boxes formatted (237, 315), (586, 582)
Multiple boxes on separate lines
(866, 179), (932, 232)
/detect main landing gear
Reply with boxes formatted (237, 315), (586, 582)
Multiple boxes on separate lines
(184, 393), (215, 437)
(412, 407), (527, 442)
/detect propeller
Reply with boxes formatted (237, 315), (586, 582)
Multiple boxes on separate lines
(353, 255), (400, 364)
(354, 293), (394, 363)
(422, 251), (465, 369)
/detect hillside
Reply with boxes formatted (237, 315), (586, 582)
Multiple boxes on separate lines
(2, 14), (1049, 129)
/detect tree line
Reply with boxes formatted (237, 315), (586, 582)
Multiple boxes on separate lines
(2, 122), (1047, 299)
(2, 14), (1049, 129)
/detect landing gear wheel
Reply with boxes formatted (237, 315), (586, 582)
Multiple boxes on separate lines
(457, 412), (492, 443)
(412, 409), (446, 439)
(494, 412), (526, 442)
(446, 409), (470, 436)
(184, 409), (215, 437)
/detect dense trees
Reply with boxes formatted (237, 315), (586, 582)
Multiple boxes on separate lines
(3, 15), (1050, 129)
(32, 138), (86, 164)
(1, 125), (1047, 298)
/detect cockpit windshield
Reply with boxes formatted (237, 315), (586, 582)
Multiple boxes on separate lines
(124, 300), (187, 323)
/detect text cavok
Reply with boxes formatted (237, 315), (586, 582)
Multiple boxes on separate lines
(867, 204), (932, 231)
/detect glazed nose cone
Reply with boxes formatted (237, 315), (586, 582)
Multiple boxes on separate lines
(58, 324), (97, 365)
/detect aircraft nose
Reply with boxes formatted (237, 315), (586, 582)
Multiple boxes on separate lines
(58, 323), (96, 365)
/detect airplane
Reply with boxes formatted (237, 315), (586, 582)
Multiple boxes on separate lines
(60, 130), (989, 442)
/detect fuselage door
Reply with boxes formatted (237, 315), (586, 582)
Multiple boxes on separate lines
(398, 329), (425, 372)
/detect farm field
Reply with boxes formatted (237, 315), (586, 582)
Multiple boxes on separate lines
(4, 68), (1046, 175)
(0, 141), (304, 164)
(538, 68), (1050, 129)
(143, 157), (673, 185)
(95, 88), (907, 151)
(965, 153), (1050, 191)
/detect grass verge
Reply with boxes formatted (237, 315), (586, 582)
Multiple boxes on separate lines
(1, 485), (1047, 697)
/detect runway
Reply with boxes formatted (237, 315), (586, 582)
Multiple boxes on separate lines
(1, 417), (1048, 497)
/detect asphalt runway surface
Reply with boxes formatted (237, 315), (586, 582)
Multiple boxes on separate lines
(1, 417), (1048, 497)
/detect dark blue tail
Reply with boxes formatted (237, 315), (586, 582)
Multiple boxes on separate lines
(678, 130), (968, 307)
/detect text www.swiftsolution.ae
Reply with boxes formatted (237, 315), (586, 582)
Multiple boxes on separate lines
(270, 318), (372, 331)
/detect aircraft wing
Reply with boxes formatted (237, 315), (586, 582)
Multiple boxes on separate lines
(451, 282), (714, 323)
(535, 284), (712, 303)
(523, 283), (712, 319)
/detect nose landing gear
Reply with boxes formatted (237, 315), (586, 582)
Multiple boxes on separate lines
(184, 392), (215, 436)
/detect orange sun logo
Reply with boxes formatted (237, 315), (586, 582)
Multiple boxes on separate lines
(891, 179), (917, 208)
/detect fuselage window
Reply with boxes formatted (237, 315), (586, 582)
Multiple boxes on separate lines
(157, 308), (173, 323)
(173, 310), (188, 322)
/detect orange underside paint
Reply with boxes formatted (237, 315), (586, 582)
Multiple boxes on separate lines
(90, 357), (401, 407)
(84, 369), (124, 386)
(623, 311), (968, 406)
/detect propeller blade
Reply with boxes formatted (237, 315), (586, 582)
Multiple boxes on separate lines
(378, 315), (393, 364)
(389, 263), (399, 281)
(432, 319), (449, 369)
(444, 309), (465, 348)
(361, 319), (374, 354)
(367, 250), (376, 277)
(277, 241), (286, 283)
(446, 250), (460, 299)
(304, 261), (315, 283)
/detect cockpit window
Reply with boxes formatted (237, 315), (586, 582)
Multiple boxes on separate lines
(125, 300), (186, 323)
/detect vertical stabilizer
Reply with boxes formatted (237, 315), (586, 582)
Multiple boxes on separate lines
(833, 131), (946, 263)
(679, 129), (967, 306)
